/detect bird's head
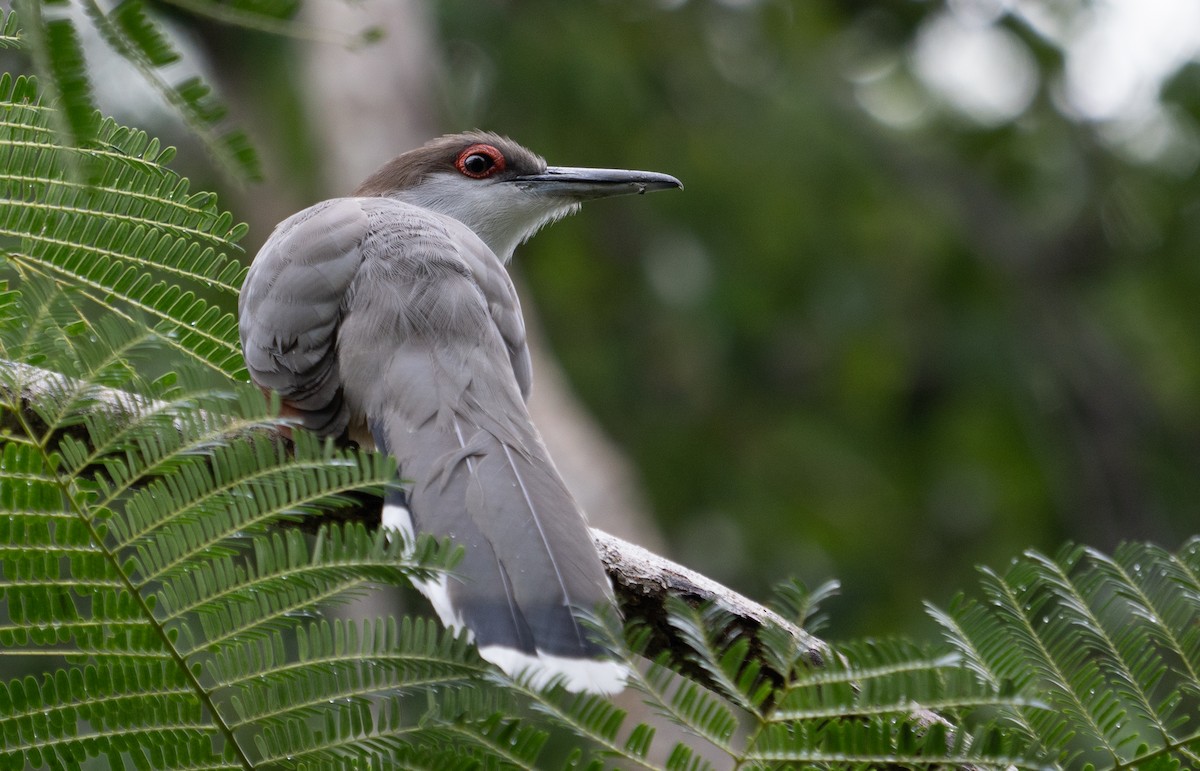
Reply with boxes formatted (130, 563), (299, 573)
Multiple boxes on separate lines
(354, 131), (682, 261)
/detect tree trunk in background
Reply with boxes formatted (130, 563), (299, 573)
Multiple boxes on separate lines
(523, 312), (664, 550)
(299, 0), (437, 190)
(297, 0), (663, 550)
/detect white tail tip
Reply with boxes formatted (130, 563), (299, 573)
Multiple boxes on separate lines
(383, 502), (626, 695)
(479, 645), (629, 695)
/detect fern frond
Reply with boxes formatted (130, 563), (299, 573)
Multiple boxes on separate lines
(159, 0), (378, 46)
(0, 662), (228, 769)
(627, 631), (737, 755)
(747, 716), (1043, 769)
(994, 550), (1126, 755)
(111, 0), (181, 68)
(1091, 542), (1200, 691)
(656, 595), (775, 716)
(0, 74), (248, 379)
(0, 9), (21, 49)
(626, 584), (1050, 770)
(161, 527), (401, 625)
(294, 744), (493, 771)
(109, 433), (389, 583)
(770, 577), (840, 635)
(640, 662), (738, 756)
(10, 2), (99, 158)
(250, 689), (542, 770)
(512, 680), (659, 769)
(210, 616), (484, 729)
(79, 0), (260, 180)
(0, 341), (252, 768)
(422, 688), (548, 769)
(925, 596), (1048, 744)
(770, 640), (1025, 723)
(932, 543), (1200, 769)
(1034, 548), (1177, 741)
(160, 526), (451, 654)
(7, 2), (260, 179)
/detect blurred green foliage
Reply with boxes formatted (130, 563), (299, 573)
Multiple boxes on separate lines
(428, 0), (1200, 636)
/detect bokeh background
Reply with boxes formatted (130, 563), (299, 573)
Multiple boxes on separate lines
(83, 0), (1200, 639)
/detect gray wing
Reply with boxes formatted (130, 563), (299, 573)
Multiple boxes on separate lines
(336, 199), (618, 687)
(239, 197), (532, 440)
(238, 199), (368, 437)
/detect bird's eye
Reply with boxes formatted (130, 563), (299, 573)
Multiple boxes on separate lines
(455, 144), (506, 179)
(462, 154), (492, 175)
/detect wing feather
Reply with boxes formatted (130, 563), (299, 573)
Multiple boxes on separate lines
(238, 199), (369, 436)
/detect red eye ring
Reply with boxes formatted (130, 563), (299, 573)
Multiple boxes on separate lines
(455, 144), (506, 178)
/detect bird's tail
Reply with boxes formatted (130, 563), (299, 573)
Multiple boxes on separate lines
(374, 416), (627, 694)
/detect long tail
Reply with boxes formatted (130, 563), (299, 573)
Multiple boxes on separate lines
(373, 414), (627, 694)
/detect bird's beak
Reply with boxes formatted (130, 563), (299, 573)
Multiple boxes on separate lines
(510, 166), (683, 200)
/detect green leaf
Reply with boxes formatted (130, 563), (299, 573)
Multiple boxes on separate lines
(932, 543), (1200, 769)
(0, 75), (249, 378)
(0, 9), (22, 49)
(13, 2), (99, 158)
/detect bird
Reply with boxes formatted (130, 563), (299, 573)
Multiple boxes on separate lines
(238, 131), (681, 693)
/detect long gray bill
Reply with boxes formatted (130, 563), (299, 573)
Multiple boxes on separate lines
(511, 166), (683, 200)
